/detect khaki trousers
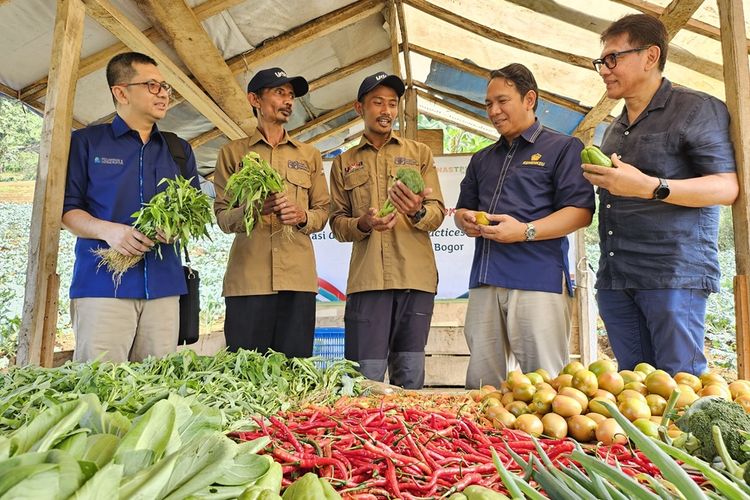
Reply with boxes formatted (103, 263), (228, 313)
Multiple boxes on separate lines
(71, 296), (179, 363)
(464, 284), (572, 389)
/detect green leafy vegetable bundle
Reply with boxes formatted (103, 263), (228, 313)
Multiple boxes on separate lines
(0, 349), (361, 434)
(95, 176), (213, 286)
(225, 152), (289, 237)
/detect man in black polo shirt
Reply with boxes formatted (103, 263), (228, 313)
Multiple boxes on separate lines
(583, 15), (738, 375)
(455, 63), (595, 388)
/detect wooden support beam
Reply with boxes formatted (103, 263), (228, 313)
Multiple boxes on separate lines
(291, 101), (355, 138)
(26, 99), (87, 130)
(133, 0), (256, 136)
(308, 48), (393, 93)
(396, 0), (416, 139)
(189, 128), (223, 149)
(20, 0), (243, 104)
(18, 0), (85, 367)
(0, 83), (18, 99)
(572, 0), (705, 145)
(718, 0), (750, 378)
(614, 0), (750, 52)
(403, 0), (595, 71)
(308, 116), (362, 146)
(226, 0), (384, 74)
(404, 87), (418, 140)
(414, 80), (485, 113)
(409, 43), (593, 116)
(504, 0), (723, 81)
(82, 0), (245, 140)
(415, 89), (487, 128)
(387, 0), (405, 131)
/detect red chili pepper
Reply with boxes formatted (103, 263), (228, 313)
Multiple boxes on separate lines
(385, 459), (402, 499)
(268, 415), (304, 454)
(547, 441), (576, 461)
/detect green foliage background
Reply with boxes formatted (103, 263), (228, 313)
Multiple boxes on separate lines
(0, 97), (43, 181)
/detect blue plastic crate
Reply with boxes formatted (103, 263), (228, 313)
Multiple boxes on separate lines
(313, 327), (345, 369)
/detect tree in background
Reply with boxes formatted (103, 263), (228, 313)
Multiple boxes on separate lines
(0, 96), (42, 181)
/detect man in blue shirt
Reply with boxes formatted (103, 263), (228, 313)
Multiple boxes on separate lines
(583, 15), (738, 375)
(62, 52), (199, 362)
(455, 64), (594, 389)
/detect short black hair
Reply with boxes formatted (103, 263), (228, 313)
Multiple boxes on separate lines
(601, 14), (668, 71)
(489, 63), (539, 111)
(106, 52), (158, 103)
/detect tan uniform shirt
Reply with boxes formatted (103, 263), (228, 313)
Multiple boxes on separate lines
(214, 130), (329, 296)
(329, 134), (445, 294)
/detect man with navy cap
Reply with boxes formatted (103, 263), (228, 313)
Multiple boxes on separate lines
(213, 67), (330, 356)
(329, 72), (445, 389)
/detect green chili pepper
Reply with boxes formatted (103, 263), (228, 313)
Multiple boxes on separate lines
(581, 146), (614, 168)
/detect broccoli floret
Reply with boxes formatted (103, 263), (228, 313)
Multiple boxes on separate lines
(676, 397), (750, 463)
(377, 168), (425, 217)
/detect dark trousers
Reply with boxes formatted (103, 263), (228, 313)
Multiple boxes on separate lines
(597, 288), (709, 375)
(345, 290), (434, 389)
(224, 292), (315, 357)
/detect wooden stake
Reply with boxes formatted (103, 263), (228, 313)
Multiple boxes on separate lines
(718, 0), (750, 378)
(17, 0), (85, 366)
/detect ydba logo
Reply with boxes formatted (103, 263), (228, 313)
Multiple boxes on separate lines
(288, 160), (309, 171)
(522, 153), (545, 167)
(344, 161), (364, 174)
(94, 156), (124, 166)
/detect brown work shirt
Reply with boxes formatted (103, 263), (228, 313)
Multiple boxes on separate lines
(329, 134), (445, 294)
(214, 129), (329, 296)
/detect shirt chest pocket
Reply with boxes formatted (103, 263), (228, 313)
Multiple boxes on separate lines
(343, 169), (370, 213)
(635, 132), (678, 177)
(286, 168), (312, 208)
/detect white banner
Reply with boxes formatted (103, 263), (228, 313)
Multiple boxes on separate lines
(314, 155), (576, 301)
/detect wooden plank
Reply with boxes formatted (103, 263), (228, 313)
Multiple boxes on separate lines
(17, 0), (85, 367)
(404, 0), (595, 71)
(0, 82), (18, 99)
(572, 0), (705, 145)
(26, 99), (86, 130)
(308, 115), (362, 145)
(404, 86), (418, 140)
(226, 0), (384, 74)
(396, 0), (416, 139)
(504, 0), (723, 81)
(308, 48), (393, 93)
(416, 88), (497, 141)
(424, 355), (469, 387)
(718, 0), (750, 378)
(40, 273), (60, 367)
(20, 0), (242, 104)
(82, 0), (245, 140)
(291, 101), (354, 138)
(134, 0), (256, 136)
(613, 0), (750, 51)
(387, 0), (405, 130)
(189, 128), (223, 149)
(409, 44), (594, 116)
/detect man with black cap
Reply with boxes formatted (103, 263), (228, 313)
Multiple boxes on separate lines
(213, 67), (330, 356)
(329, 72), (445, 389)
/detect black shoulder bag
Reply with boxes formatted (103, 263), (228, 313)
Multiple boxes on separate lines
(163, 131), (200, 345)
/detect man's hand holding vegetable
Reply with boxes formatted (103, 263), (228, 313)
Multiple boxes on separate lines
(261, 192), (307, 227)
(387, 180), (433, 218)
(582, 152), (661, 199)
(357, 208), (397, 233)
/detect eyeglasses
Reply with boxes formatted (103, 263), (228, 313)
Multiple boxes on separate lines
(115, 80), (173, 96)
(591, 46), (651, 72)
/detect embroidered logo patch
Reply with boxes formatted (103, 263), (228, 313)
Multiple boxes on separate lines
(94, 156), (124, 166)
(522, 153), (545, 167)
(288, 160), (309, 171)
(344, 161), (364, 174)
(394, 156), (417, 166)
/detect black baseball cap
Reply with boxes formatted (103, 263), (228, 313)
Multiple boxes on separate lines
(246, 67), (309, 97)
(357, 72), (405, 101)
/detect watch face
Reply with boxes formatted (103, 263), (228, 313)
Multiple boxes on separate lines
(654, 179), (670, 200)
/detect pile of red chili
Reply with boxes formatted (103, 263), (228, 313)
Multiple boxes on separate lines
(230, 403), (666, 499)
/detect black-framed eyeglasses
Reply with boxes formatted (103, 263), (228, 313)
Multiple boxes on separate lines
(115, 80), (173, 96)
(592, 46), (651, 72)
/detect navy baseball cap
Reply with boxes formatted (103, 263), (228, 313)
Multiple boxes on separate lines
(246, 67), (309, 97)
(357, 72), (405, 101)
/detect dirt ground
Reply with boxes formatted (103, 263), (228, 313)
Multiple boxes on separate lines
(0, 181), (34, 203)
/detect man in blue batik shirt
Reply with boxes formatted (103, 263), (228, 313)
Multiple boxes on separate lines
(583, 15), (738, 376)
(455, 63), (595, 389)
(62, 52), (200, 362)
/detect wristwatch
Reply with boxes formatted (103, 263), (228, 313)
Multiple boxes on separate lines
(524, 222), (537, 241)
(410, 206), (427, 223)
(652, 178), (670, 200)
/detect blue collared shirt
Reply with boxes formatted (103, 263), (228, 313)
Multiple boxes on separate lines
(457, 120), (595, 294)
(63, 115), (199, 299)
(597, 79), (736, 292)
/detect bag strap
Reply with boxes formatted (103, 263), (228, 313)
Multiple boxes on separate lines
(162, 131), (192, 264)
(162, 131), (190, 178)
